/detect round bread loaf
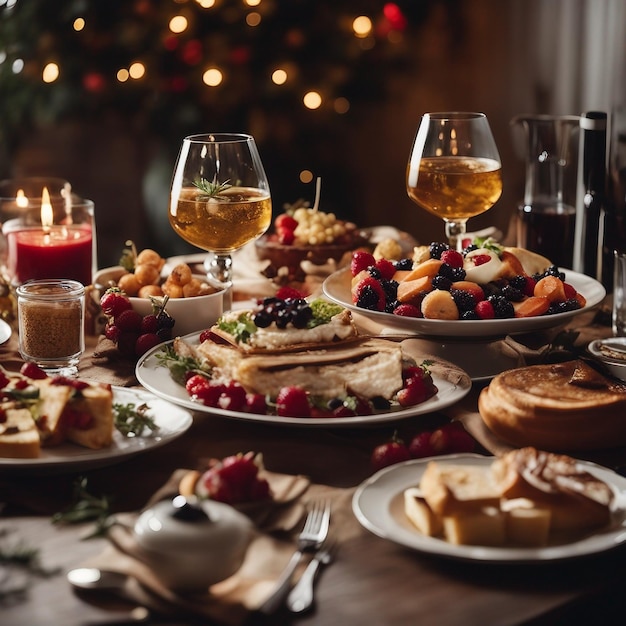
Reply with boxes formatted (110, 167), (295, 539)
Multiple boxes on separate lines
(478, 360), (626, 451)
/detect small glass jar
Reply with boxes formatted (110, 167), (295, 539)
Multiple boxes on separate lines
(17, 279), (85, 376)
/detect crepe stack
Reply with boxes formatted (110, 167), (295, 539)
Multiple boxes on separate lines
(478, 360), (626, 451)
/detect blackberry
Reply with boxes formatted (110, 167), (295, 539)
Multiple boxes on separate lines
(357, 285), (382, 310)
(544, 265), (565, 281)
(291, 307), (313, 329)
(431, 274), (452, 291)
(463, 243), (479, 256)
(508, 275), (527, 290)
(488, 294), (515, 319)
(252, 310), (273, 328)
(451, 289), (476, 312)
(501, 284), (525, 302)
(449, 267), (466, 281)
(461, 310), (480, 320)
(381, 279), (398, 302)
(275, 308), (291, 328)
(548, 298), (581, 315)
(368, 266), (383, 280)
(371, 396), (391, 411)
(326, 397), (344, 411)
(394, 258), (413, 271)
(429, 241), (449, 260)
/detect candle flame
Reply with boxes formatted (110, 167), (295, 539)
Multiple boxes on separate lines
(41, 187), (54, 230)
(16, 189), (28, 208)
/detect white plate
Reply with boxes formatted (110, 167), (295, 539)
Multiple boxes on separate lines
(352, 454), (626, 563)
(0, 318), (11, 344)
(0, 387), (193, 473)
(135, 333), (472, 427)
(323, 267), (606, 338)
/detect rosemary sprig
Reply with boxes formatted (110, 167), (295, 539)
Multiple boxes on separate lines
(51, 477), (114, 538)
(193, 176), (232, 198)
(155, 343), (209, 385)
(113, 401), (159, 437)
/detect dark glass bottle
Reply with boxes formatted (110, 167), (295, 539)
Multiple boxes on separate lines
(573, 111), (607, 281)
(602, 108), (626, 291)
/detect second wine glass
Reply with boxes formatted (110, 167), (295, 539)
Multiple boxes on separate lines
(169, 133), (272, 288)
(406, 112), (503, 250)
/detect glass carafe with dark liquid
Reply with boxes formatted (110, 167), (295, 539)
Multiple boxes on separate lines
(512, 114), (580, 269)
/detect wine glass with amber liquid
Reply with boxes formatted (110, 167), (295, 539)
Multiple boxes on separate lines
(406, 112), (503, 250)
(169, 133), (272, 290)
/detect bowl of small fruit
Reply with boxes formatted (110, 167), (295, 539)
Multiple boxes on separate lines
(95, 247), (225, 337)
(255, 200), (368, 280)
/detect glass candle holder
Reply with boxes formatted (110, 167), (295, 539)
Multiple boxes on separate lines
(17, 279), (85, 377)
(3, 193), (96, 287)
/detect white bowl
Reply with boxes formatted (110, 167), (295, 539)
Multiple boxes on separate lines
(94, 266), (225, 336)
(587, 337), (626, 382)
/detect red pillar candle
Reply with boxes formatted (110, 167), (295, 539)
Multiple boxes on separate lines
(7, 225), (93, 286)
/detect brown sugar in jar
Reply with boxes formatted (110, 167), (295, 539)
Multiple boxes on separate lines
(17, 279), (85, 375)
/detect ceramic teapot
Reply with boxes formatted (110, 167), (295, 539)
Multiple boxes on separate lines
(132, 495), (253, 592)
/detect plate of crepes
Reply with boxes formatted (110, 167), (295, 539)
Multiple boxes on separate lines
(0, 368), (193, 472)
(353, 448), (626, 562)
(323, 240), (606, 337)
(135, 297), (472, 426)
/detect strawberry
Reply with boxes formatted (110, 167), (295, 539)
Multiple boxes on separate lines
(351, 250), (376, 276)
(20, 362), (48, 380)
(393, 303), (422, 317)
(100, 288), (132, 317)
(134, 333), (161, 356)
(275, 386), (311, 417)
(371, 435), (411, 471)
(219, 381), (247, 412)
(185, 374), (210, 396)
(245, 393), (268, 414)
(277, 227), (296, 245)
(397, 374), (437, 407)
(408, 431), (435, 458)
(470, 253), (492, 266)
(274, 214), (298, 232)
(220, 452), (259, 485)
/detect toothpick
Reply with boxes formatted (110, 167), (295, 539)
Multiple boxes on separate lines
(312, 177), (321, 212)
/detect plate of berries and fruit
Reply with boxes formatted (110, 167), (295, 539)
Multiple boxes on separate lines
(322, 241), (606, 339)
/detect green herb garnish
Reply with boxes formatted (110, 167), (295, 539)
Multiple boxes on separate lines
(51, 477), (113, 538)
(155, 343), (209, 385)
(119, 239), (138, 272)
(217, 312), (258, 344)
(308, 299), (344, 328)
(113, 402), (159, 437)
(472, 236), (503, 255)
(193, 175), (232, 198)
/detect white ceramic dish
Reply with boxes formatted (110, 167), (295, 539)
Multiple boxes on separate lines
(135, 332), (472, 427)
(323, 267), (606, 338)
(587, 337), (626, 382)
(94, 266), (225, 336)
(0, 387), (193, 474)
(0, 318), (11, 344)
(352, 454), (626, 563)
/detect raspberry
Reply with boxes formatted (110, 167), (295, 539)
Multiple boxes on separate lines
(195, 381), (227, 407)
(135, 333), (161, 356)
(353, 276), (386, 311)
(20, 362), (48, 380)
(186, 374), (211, 396)
(393, 303), (422, 317)
(350, 250), (375, 276)
(140, 314), (160, 334)
(275, 286), (306, 300)
(275, 386), (311, 417)
(115, 308), (143, 332)
(475, 300), (495, 320)
(274, 214), (298, 231)
(374, 258), (396, 281)
(219, 381), (247, 412)
(439, 249), (464, 268)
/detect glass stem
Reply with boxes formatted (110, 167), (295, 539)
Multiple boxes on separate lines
(444, 219), (468, 252)
(205, 253), (233, 285)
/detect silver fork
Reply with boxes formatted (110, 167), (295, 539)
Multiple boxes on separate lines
(286, 538), (336, 613)
(258, 499), (331, 615)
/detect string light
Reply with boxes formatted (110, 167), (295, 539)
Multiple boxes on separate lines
(246, 12), (262, 27)
(73, 18), (85, 31)
(271, 68), (288, 85)
(303, 91), (322, 109)
(129, 62), (145, 79)
(202, 67), (223, 86)
(352, 16), (372, 38)
(299, 170), (314, 183)
(117, 68), (130, 82)
(169, 15), (188, 34)
(42, 63), (59, 83)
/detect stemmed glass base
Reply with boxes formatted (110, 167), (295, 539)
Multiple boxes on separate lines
(204, 253), (233, 309)
(444, 219), (468, 252)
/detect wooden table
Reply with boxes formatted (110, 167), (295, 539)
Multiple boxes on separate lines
(2, 308), (625, 626)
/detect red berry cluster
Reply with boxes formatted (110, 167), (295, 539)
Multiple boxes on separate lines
(100, 288), (175, 358)
(371, 423), (476, 471)
(186, 375), (268, 414)
(195, 452), (271, 505)
(273, 213), (299, 245)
